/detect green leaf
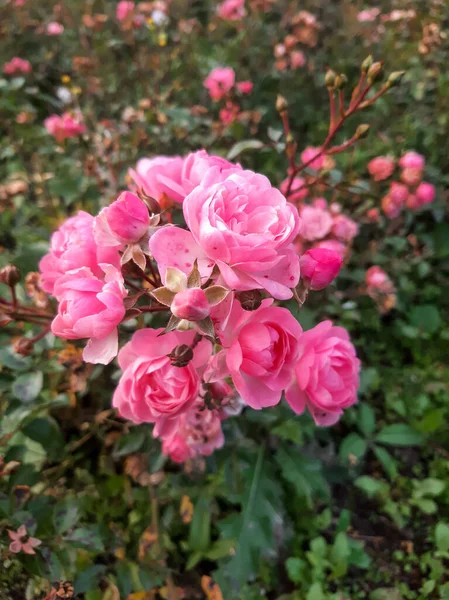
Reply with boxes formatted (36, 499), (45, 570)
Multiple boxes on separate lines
(339, 433), (367, 463)
(285, 557), (305, 584)
(330, 532), (350, 577)
(65, 526), (104, 552)
(22, 417), (65, 461)
(358, 404), (376, 436)
(226, 139), (264, 160)
(188, 494), (211, 552)
(205, 539), (236, 561)
(54, 498), (80, 533)
(373, 446), (398, 480)
(12, 372), (43, 402)
(370, 589), (402, 600)
(275, 445), (329, 506)
(409, 305), (441, 334)
(307, 583), (325, 600)
(435, 523), (449, 552)
(113, 430), (145, 457)
(355, 476), (389, 499)
(416, 478), (446, 497)
(433, 223), (449, 258)
(376, 424), (423, 447)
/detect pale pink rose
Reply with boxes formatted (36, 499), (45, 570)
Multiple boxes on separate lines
(357, 8), (380, 22)
(299, 205), (332, 241)
(300, 248), (343, 290)
(290, 50), (306, 69)
(112, 328), (212, 436)
(367, 156), (395, 181)
(151, 170), (301, 299)
(300, 146), (324, 170)
(51, 265), (127, 364)
(274, 43), (287, 58)
(203, 67), (235, 101)
(399, 151), (425, 171)
(367, 207), (380, 222)
(365, 266), (390, 289)
(236, 80), (253, 94)
(171, 287), (210, 321)
(210, 299), (302, 409)
(313, 198), (328, 210)
(415, 182), (435, 206)
(181, 150), (241, 196)
(15, 0), (26, 5)
(116, 0), (134, 21)
(217, 0), (246, 20)
(331, 214), (359, 242)
(3, 57), (32, 75)
(44, 112), (86, 143)
(8, 526), (41, 555)
(94, 191), (149, 247)
(46, 22), (64, 35)
(400, 168), (422, 187)
(129, 155), (185, 205)
(286, 321), (360, 426)
(280, 176), (307, 203)
(315, 239), (347, 260)
(329, 202), (342, 215)
(39, 211), (120, 295)
(161, 398), (224, 462)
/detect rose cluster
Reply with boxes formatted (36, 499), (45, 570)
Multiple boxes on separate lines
(203, 67), (253, 124)
(39, 150), (360, 462)
(367, 151), (435, 218)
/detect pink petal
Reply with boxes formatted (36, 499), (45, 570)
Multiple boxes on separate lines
(83, 330), (118, 364)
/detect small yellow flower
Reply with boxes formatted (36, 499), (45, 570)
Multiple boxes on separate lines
(61, 74), (71, 84)
(71, 86), (82, 95)
(158, 33), (167, 46)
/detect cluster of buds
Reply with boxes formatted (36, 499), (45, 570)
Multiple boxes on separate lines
(273, 10), (319, 71)
(203, 66), (253, 126)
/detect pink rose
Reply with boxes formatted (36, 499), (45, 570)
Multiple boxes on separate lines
(406, 194), (419, 211)
(211, 299), (303, 409)
(112, 328), (212, 435)
(181, 150), (241, 196)
(219, 102), (239, 125)
(367, 208), (380, 222)
(286, 321), (360, 426)
(400, 168), (422, 187)
(365, 266), (390, 289)
(280, 176), (307, 203)
(300, 248), (343, 290)
(151, 169), (301, 300)
(315, 239), (347, 260)
(129, 155), (185, 205)
(162, 434), (191, 463)
(300, 146), (324, 170)
(331, 214), (359, 242)
(416, 182), (435, 206)
(46, 22), (64, 35)
(39, 211), (120, 295)
(217, 0), (246, 20)
(367, 156), (395, 181)
(171, 287), (210, 321)
(381, 181), (408, 218)
(3, 57), (32, 75)
(203, 67), (235, 101)
(94, 191), (149, 247)
(44, 112), (86, 143)
(299, 205), (332, 241)
(51, 265), (127, 364)
(116, 0), (134, 21)
(290, 50), (306, 69)
(236, 80), (253, 94)
(313, 198), (328, 210)
(357, 8), (380, 22)
(399, 151), (425, 171)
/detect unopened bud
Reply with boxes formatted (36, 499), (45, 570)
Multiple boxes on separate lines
(324, 69), (336, 89)
(361, 55), (373, 74)
(386, 71), (406, 88)
(167, 344), (193, 367)
(334, 74), (348, 89)
(276, 94), (288, 113)
(355, 124), (370, 139)
(0, 264), (20, 287)
(238, 290), (263, 311)
(367, 62), (383, 83)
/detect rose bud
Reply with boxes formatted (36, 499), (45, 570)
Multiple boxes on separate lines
(171, 288), (210, 322)
(416, 182), (435, 206)
(300, 248), (343, 290)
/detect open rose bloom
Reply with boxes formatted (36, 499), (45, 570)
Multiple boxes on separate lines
(40, 149), (362, 463)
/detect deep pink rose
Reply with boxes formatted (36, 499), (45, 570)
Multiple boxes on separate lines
(399, 151), (425, 171)
(400, 168), (422, 187)
(416, 182), (435, 206)
(116, 0), (134, 21)
(286, 321), (360, 426)
(280, 176), (307, 203)
(203, 67), (235, 101)
(130, 155), (185, 205)
(367, 156), (395, 181)
(367, 208), (380, 222)
(162, 434), (191, 463)
(210, 298), (303, 409)
(236, 81), (253, 94)
(331, 214), (359, 242)
(313, 198), (328, 210)
(315, 239), (347, 260)
(299, 205), (332, 241)
(51, 265), (127, 364)
(94, 191), (149, 246)
(3, 57), (32, 75)
(151, 170), (301, 299)
(171, 287), (210, 321)
(44, 112), (86, 142)
(300, 146), (324, 170)
(381, 181), (408, 218)
(300, 248), (343, 290)
(365, 266), (390, 289)
(46, 22), (64, 35)
(39, 211), (120, 295)
(112, 329), (212, 435)
(217, 0), (246, 20)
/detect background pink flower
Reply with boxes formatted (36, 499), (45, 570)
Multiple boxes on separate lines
(8, 526), (41, 555)
(129, 155), (185, 205)
(367, 156), (395, 181)
(236, 81), (253, 94)
(300, 146), (324, 170)
(116, 0), (135, 21)
(286, 321), (360, 426)
(399, 151), (425, 171)
(203, 67), (235, 101)
(300, 248), (343, 290)
(44, 112), (86, 143)
(217, 0), (246, 21)
(3, 57), (32, 75)
(299, 205), (332, 241)
(46, 22), (64, 35)
(331, 214), (359, 242)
